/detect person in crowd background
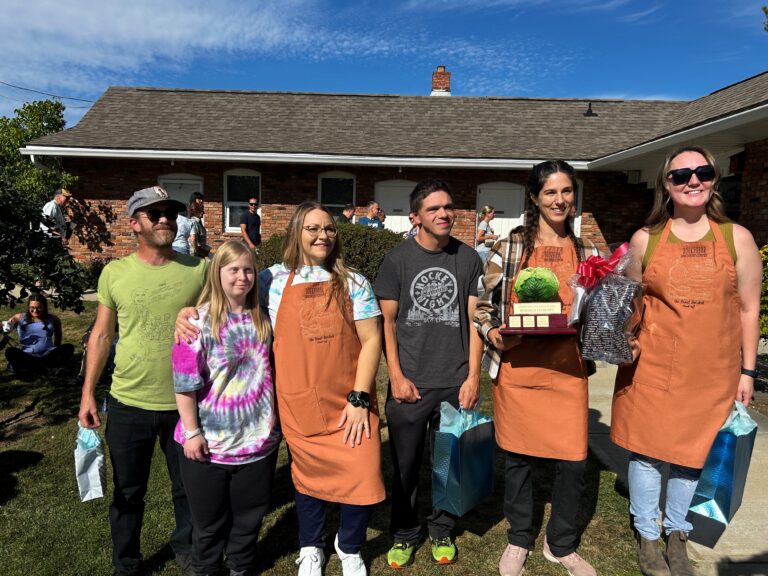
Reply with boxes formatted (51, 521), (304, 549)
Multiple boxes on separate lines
(357, 201), (384, 230)
(475, 205), (499, 263)
(240, 197), (262, 252)
(41, 187), (73, 245)
(611, 146), (761, 576)
(188, 200), (210, 258)
(173, 241), (280, 576)
(474, 160), (599, 576)
(337, 204), (355, 224)
(2, 293), (74, 373)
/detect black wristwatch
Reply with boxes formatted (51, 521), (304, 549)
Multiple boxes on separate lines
(741, 367), (759, 379)
(347, 391), (371, 409)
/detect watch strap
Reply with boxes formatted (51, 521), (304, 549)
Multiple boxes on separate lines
(741, 367), (759, 379)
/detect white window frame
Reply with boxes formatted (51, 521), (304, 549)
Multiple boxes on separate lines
(224, 168), (261, 233)
(157, 173), (203, 212)
(318, 170), (356, 210)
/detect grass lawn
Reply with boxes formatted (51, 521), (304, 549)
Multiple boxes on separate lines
(0, 303), (642, 576)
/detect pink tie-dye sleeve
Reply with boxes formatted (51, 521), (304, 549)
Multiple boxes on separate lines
(172, 336), (204, 392)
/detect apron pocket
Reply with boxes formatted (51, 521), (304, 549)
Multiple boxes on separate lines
(279, 388), (328, 436)
(632, 332), (677, 391)
(499, 368), (553, 390)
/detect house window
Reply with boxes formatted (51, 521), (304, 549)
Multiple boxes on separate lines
(319, 171), (355, 217)
(224, 169), (261, 233)
(157, 174), (203, 213)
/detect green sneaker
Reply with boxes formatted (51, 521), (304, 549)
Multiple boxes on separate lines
(430, 537), (457, 565)
(387, 542), (415, 569)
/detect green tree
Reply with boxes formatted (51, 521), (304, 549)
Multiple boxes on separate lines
(0, 100), (114, 312)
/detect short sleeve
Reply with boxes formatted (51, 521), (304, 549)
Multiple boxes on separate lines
(466, 248), (483, 297)
(373, 252), (400, 302)
(172, 317), (206, 393)
(349, 273), (381, 321)
(239, 212), (248, 226)
(97, 263), (116, 311)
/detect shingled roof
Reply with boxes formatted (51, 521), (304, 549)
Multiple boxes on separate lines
(28, 71), (768, 162)
(29, 87), (685, 161)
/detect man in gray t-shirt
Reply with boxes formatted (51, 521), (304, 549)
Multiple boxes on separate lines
(374, 178), (483, 567)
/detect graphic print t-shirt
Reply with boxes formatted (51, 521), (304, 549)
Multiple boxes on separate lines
(374, 237), (482, 389)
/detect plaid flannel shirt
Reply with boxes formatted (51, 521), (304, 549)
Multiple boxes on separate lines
(474, 233), (599, 378)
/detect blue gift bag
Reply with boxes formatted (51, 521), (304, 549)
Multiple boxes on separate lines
(687, 402), (757, 548)
(432, 402), (494, 517)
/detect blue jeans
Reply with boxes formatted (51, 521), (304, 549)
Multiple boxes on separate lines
(628, 452), (701, 540)
(105, 395), (193, 574)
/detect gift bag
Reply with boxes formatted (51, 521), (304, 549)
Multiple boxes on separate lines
(432, 402), (494, 517)
(74, 422), (107, 502)
(687, 402), (757, 548)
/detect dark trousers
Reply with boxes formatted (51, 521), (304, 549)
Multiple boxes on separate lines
(385, 386), (459, 544)
(105, 395), (193, 575)
(179, 448), (278, 573)
(503, 451), (587, 557)
(5, 343), (74, 372)
(295, 491), (373, 554)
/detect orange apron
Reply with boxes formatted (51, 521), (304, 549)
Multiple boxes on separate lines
(611, 220), (742, 468)
(273, 272), (385, 505)
(494, 244), (589, 461)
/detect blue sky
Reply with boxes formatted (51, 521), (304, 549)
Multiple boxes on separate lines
(1, 0), (765, 126)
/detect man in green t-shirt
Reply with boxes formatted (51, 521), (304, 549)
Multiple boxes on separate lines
(78, 186), (206, 576)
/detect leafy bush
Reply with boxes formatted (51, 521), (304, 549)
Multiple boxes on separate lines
(761, 244), (768, 337)
(256, 223), (404, 284)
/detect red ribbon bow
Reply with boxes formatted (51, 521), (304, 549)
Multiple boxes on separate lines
(577, 242), (629, 289)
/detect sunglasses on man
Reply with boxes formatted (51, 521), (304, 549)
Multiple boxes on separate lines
(139, 208), (179, 222)
(666, 165), (716, 187)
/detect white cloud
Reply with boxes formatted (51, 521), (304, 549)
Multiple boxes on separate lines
(615, 5), (660, 23)
(402, 0), (632, 12)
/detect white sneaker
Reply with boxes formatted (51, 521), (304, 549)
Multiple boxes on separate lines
(334, 534), (367, 576)
(296, 546), (325, 576)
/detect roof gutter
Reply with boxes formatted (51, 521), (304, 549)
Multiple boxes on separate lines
(588, 102), (768, 169)
(20, 145), (590, 170)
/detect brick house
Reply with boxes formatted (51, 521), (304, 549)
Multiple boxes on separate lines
(21, 67), (768, 259)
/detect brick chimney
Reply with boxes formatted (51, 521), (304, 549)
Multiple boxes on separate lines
(430, 66), (451, 96)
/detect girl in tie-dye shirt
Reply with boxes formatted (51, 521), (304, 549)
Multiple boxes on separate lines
(172, 241), (279, 576)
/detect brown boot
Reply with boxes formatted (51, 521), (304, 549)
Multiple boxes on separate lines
(664, 531), (694, 576)
(636, 536), (671, 576)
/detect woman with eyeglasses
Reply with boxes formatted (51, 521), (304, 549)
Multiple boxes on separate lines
(2, 293), (74, 373)
(176, 201), (384, 576)
(611, 146), (761, 576)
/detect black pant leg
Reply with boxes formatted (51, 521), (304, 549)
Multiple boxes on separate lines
(295, 492), (328, 548)
(503, 451), (535, 549)
(159, 410), (194, 558)
(105, 397), (157, 574)
(385, 390), (432, 544)
(337, 504), (374, 554)
(5, 348), (40, 372)
(40, 343), (75, 369)
(178, 453), (229, 573)
(426, 387), (460, 540)
(226, 449), (278, 571)
(546, 458), (587, 557)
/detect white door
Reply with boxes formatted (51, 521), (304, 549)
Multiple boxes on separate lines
(476, 182), (525, 241)
(158, 175), (203, 214)
(375, 180), (416, 234)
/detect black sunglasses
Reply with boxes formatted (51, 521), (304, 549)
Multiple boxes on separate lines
(249, 202), (258, 206)
(666, 165), (716, 186)
(141, 208), (179, 222)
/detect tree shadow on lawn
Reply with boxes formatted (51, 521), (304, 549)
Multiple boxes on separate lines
(0, 449), (44, 505)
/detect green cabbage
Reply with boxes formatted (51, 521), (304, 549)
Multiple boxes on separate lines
(514, 267), (560, 302)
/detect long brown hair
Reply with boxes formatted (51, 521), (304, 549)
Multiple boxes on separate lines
(282, 201), (354, 313)
(196, 241), (271, 343)
(518, 160), (583, 268)
(646, 145), (730, 231)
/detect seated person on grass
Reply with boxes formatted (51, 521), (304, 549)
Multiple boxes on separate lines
(1, 293), (74, 373)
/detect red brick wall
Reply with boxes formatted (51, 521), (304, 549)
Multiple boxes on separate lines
(61, 157), (654, 261)
(739, 139), (768, 246)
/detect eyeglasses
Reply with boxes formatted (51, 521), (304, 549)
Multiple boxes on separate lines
(140, 208), (179, 222)
(29, 306), (43, 311)
(303, 225), (338, 238)
(249, 202), (258, 206)
(666, 165), (716, 186)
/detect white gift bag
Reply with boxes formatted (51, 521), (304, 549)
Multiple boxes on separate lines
(74, 422), (106, 502)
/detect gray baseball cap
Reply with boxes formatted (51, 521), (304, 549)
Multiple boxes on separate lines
(127, 186), (186, 216)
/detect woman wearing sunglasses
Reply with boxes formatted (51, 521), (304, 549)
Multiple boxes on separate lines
(611, 146), (761, 576)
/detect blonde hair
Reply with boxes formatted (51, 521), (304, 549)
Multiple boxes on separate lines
(282, 201), (353, 314)
(646, 145), (730, 231)
(196, 241), (271, 343)
(479, 205), (494, 218)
